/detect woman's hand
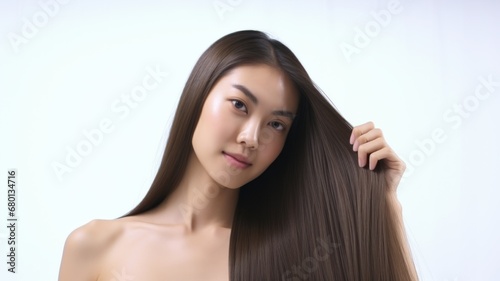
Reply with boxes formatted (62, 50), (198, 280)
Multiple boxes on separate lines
(349, 121), (405, 194)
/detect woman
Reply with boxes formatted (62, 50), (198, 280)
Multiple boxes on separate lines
(59, 30), (418, 280)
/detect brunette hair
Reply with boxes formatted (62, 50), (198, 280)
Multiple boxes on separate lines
(124, 30), (418, 280)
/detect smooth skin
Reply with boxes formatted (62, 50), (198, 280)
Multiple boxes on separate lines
(58, 64), (408, 281)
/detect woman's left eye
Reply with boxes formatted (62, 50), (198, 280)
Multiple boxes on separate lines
(231, 100), (247, 112)
(269, 121), (285, 131)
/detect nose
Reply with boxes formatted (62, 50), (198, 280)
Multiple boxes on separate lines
(237, 120), (260, 150)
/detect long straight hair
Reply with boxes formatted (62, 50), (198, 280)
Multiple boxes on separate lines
(124, 30), (418, 281)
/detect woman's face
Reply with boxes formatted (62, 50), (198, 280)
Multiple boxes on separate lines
(192, 64), (299, 189)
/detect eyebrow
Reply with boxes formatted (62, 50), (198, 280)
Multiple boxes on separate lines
(232, 84), (296, 120)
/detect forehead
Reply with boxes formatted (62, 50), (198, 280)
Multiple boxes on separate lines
(215, 64), (299, 112)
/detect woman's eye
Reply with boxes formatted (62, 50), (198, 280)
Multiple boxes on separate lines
(231, 100), (247, 112)
(270, 121), (285, 131)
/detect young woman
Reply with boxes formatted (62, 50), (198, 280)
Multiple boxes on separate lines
(59, 30), (418, 281)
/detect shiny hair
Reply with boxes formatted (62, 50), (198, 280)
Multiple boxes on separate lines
(124, 30), (418, 280)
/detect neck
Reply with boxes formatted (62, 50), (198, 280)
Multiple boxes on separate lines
(153, 151), (239, 234)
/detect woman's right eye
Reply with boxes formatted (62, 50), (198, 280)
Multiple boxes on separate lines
(231, 100), (247, 113)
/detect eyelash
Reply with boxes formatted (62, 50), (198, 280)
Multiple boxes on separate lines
(230, 99), (287, 131)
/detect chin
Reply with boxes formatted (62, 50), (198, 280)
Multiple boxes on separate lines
(209, 169), (255, 189)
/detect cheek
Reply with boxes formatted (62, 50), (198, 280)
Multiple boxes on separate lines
(206, 101), (233, 138)
(203, 98), (223, 124)
(195, 98), (233, 144)
(257, 133), (286, 165)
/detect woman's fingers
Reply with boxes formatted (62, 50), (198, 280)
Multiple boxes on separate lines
(350, 121), (374, 145)
(356, 137), (385, 169)
(350, 121), (406, 191)
(352, 128), (384, 152)
(367, 146), (393, 171)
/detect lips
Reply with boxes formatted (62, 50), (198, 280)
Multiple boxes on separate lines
(222, 151), (252, 168)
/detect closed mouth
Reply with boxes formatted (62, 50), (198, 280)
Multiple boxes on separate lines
(222, 151), (252, 167)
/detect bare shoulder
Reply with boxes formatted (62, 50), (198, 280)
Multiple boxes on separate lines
(58, 219), (125, 281)
(66, 219), (123, 250)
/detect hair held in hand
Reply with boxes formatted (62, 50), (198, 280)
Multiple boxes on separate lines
(124, 30), (418, 281)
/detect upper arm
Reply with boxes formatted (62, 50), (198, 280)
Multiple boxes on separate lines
(58, 220), (106, 281)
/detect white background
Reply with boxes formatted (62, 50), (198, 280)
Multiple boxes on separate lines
(0, 0), (499, 280)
